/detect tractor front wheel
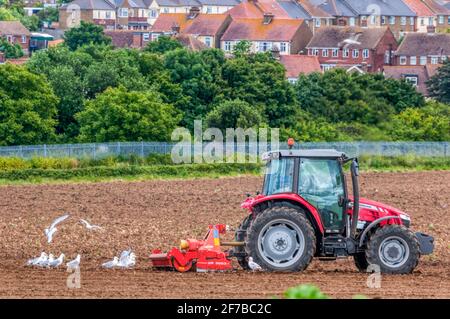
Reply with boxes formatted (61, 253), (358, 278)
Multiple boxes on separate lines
(365, 225), (420, 274)
(245, 206), (316, 272)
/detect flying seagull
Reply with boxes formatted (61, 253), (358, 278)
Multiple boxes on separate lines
(66, 254), (81, 270)
(45, 214), (70, 243)
(248, 257), (263, 271)
(27, 252), (48, 266)
(48, 254), (65, 268)
(102, 257), (119, 269)
(80, 219), (103, 231)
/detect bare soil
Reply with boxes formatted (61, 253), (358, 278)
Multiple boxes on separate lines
(0, 171), (448, 298)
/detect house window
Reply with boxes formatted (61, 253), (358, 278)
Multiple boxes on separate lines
(400, 16), (406, 25)
(21, 35), (26, 43)
(206, 6), (212, 13)
(420, 18), (425, 26)
(419, 56), (427, 65)
(315, 19), (321, 28)
(151, 33), (160, 41)
(119, 8), (128, 17)
(438, 16), (444, 24)
(224, 41), (231, 51)
(384, 50), (391, 63)
(428, 17), (433, 26)
(322, 64), (335, 71)
(431, 57), (438, 64)
(149, 9), (157, 18)
(448, 16), (450, 24)
(332, 48), (338, 57)
(163, 8), (169, 13)
(322, 49), (328, 57)
(143, 33), (150, 41)
(370, 15), (376, 25)
(410, 17), (414, 25)
(349, 17), (355, 26)
(280, 42), (288, 53)
(381, 16), (386, 25)
(399, 56), (407, 65)
(352, 49), (359, 58)
(410, 56), (417, 65)
(258, 42), (272, 52)
(405, 76), (418, 87)
(343, 49), (349, 58)
(204, 36), (213, 48)
(389, 16), (395, 25)
(6, 35), (12, 43)
(363, 49), (369, 59)
(106, 11), (111, 19)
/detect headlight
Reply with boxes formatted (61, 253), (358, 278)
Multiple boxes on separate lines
(399, 213), (411, 227)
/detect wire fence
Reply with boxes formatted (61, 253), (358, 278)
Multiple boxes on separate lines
(0, 141), (447, 159)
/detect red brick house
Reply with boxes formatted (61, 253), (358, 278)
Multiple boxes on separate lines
(0, 21), (31, 55)
(383, 64), (439, 96)
(394, 32), (450, 66)
(306, 27), (398, 73)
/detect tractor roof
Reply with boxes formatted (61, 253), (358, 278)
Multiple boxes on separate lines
(263, 149), (347, 160)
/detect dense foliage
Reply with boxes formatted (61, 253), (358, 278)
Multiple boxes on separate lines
(427, 60), (450, 104)
(0, 24), (448, 145)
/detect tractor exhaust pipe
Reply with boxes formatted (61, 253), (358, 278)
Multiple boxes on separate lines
(350, 159), (360, 238)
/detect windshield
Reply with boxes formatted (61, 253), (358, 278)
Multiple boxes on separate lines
(263, 158), (295, 195)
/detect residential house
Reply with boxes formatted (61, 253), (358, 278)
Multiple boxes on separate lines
(0, 21), (31, 55)
(29, 33), (54, 53)
(221, 16), (313, 55)
(332, 0), (417, 39)
(150, 8), (232, 48)
(306, 27), (398, 72)
(383, 64), (439, 95)
(227, 0), (291, 19)
(279, 55), (321, 83)
(395, 32), (450, 66)
(59, 0), (150, 30)
(105, 30), (148, 47)
(198, 0), (241, 14)
(402, 0), (436, 32)
(422, 0), (450, 32)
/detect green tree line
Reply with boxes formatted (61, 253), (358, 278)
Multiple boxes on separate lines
(0, 22), (449, 146)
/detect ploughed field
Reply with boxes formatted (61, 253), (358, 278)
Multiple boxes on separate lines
(0, 171), (448, 298)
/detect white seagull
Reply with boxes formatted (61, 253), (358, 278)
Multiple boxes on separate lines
(66, 254), (81, 270)
(27, 252), (48, 266)
(118, 251), (136, 268)
(80, 219), (103, 231)
(48, 254), (65, 268)
(248, 257), (263, 271)
(45, 214), (70, 243)
(102, 257), (119, 269)
(38, 253), (53, 267)
(118, 250), (131, 266)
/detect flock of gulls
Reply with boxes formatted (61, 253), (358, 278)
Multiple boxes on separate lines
(26, 214), (136, 270)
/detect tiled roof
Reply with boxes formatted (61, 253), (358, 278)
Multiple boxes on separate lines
(184, 14), (230, 35)
(151, 13), (190, 32)
(221, 18), (304, 41)
(60, 0), (115, 10)
(422, 0), (450, 14)
(383, 65), (436, 95)
(277, 0), (312, 19)
(196, 0), (240, 5)
(306, 26), (389, 49)
(0, 21), (31, 36)
(280, 55), (321, 78)
(306, 0), (356, 17)
(175, 34), (207, 50)
(343, 0), (416, 16)
(402, 0), (435, 16)
(396, 32), (450, 55)
(228, 0), (291, 19)
(297, 0), (333, 17)
(156, 0), (201, 6)
(104, 30), (138, 48)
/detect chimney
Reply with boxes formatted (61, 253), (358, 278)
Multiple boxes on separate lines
(171, 23), (180, 35)
(271, 45), (280, 60)
(427, 25), (436, 33)
(263, 12), (274, 24)
(188, 6), (200, 19)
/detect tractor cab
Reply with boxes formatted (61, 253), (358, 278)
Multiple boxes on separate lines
(262, 149), (353, 236)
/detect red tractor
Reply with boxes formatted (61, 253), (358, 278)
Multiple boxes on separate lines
(232, 148), (434, 274)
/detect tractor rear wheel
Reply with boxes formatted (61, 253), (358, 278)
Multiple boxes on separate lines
(245, 206), (316, 272)
(235, 215), (252, 270)
(365, 225), (420, 274)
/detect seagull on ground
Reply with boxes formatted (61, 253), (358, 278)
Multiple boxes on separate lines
(66, 254), (81, 270)
(38, 253), (53, 267)
(118, 249), (131, 265)
(48, 254), (65, 268)
(102, 257), (119, 269)
(80, 219), (103, 231)
(248, 257), (263, 271)
(27, 252), (48, 266)
(45, 214), (70, 243)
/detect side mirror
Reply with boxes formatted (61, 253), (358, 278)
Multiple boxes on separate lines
(351, 159), (359, 176)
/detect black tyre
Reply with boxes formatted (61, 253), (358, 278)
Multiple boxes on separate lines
(353, 252), (369, 272)
(366, 225), (420, 274)
(234, 215), (252, 270)
(245, 206), (316, 272)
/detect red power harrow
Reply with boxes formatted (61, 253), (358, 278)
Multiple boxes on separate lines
(149, 224), (241, 272)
